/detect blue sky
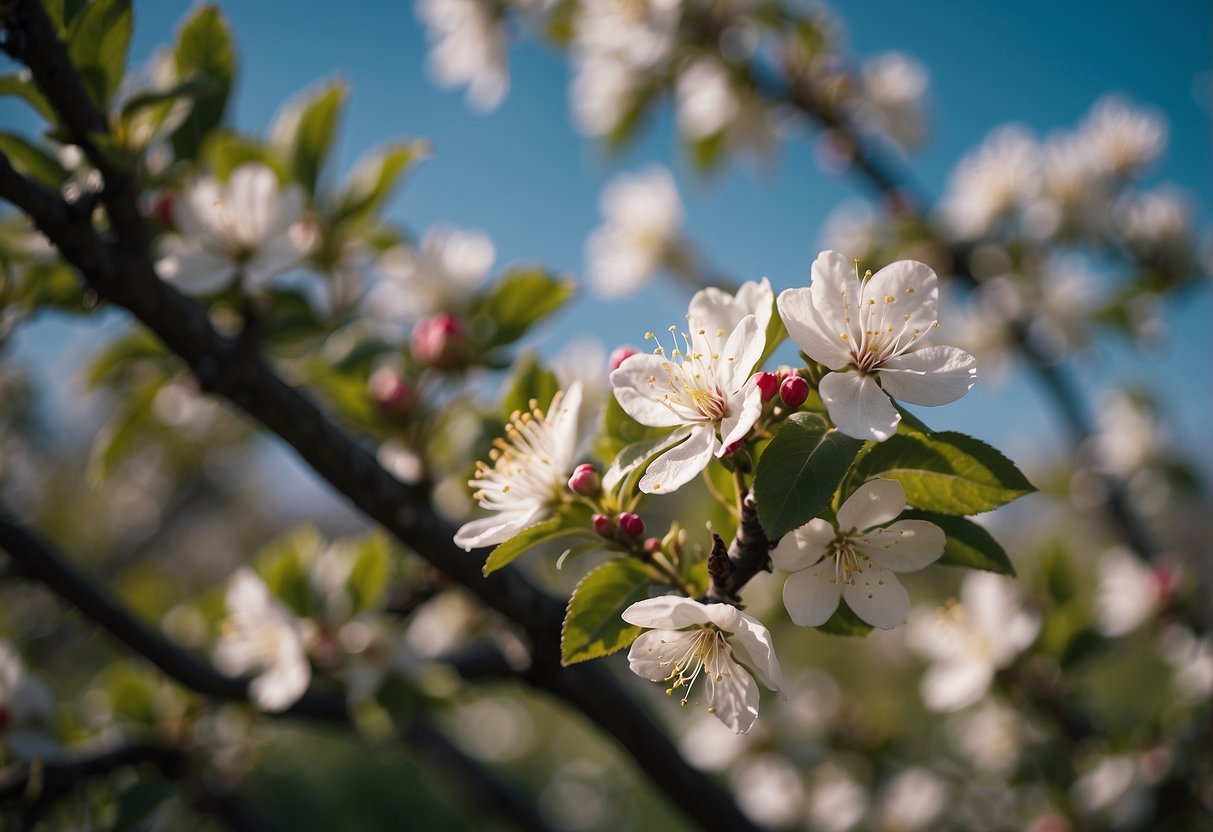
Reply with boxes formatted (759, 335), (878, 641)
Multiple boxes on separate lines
(7, 0), (1211, 472)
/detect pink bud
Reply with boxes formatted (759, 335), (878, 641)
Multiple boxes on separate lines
(368, 366), (413, 419)
(592, 514), (615, 538)
(643, 537), (662, 554)
(780, 375), (809, 409)
(0, 703), (8, 732)
(568, 463), (601, 496)
(617, 512), (645, 539)
(753, 371), (779, 402)
(1153, 565), (1180, 605)
(412, 314), (468, 369)
(723, 439), (743, 456)
(609, 346), (639, 372)
(153, 191), (176, 231)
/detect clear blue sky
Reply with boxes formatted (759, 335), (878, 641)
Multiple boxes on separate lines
(6, 0), (1211, 472)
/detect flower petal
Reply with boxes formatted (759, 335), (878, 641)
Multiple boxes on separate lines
(782, 564), (842, 627)
(722, 611), (785, 693)
(705, 652), (761, 733)
(920, 660), (994, 712)
(639, 425), (717, 494)
(770, 519), (833, 572)
(452, 506), (543, 551)
(865, 258), (939, 336)
(857, 520), (945, 572)
(879, 345), (977, 406)
(718, 381), (763, 452)
(842, 566), (911, 629)
(249, 649), (311, 712)
(837, 478), (907, 532)
(717, 314), (763, 391)
(627, 628), (692, 680)
(622, 596), (713, 629)
(819, 370), (900, 441)
(777, 286), (851, 370)
(610, 353), (686, 428)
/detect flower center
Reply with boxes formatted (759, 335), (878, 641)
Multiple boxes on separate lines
(843, 266), (937, 374)
(644, 325), (731, 423)
(470, 398), (568, 510)
(829, 533), (871, 586)
(660, 626), (729, 709)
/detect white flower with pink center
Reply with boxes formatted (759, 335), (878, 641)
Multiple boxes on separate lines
(778, 250), (977, 441)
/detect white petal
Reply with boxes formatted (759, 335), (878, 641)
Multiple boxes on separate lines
(159, 248), (239, 295)
(777, 287), (851, 370)
(452, 506), (543, 551)
(920, 660), (994, 712)
(622, 596), (713, 629)
(879, 346), (977, 406)
(809, 249), (868, 349)
(705, 653), (761, 733)
(244, 235), (303, 293)
(610, 353), (686, 428)
(782, 564), (842, 627)
(857, 520), (945, 572)
(718, 382), (762, 451)
(842, 566), (911, 629)
(229, 164), (279, 239)
(717, 314), (763, 390)
(639, 425), (717, 494)
(720, 611), (784, 692)
(865, 258), (939, 332)
(819, 370), (900, 441)
(249, 650), (311, 712)
(770, 519), (833, 572)
(626, 629), (692, 680)
(837, 479), (907, 531)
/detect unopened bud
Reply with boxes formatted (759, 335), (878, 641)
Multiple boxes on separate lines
(609, 346), (639, 372)
(592, 514), (615, 538)
(0, 703), (9, 732)
(152, 191), (176, 231)
(617, 512), (645, 539)
(780, 375), (809, 409)
(643, 537), (662, 554)
(412, 314), (468, 369)
(368, 367), (413, 419)
(723, 439), (743, 456)
(568, 463), (600, 496)
(1153, 564), (1181, 605)
(753, 371), (779, 401)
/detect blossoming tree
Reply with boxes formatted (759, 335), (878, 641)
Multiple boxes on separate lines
(0, 0), (1208, 829)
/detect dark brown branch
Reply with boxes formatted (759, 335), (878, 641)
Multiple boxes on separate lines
(707, 493), (772, 605)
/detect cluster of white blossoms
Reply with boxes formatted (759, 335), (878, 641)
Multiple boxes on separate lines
(156, 163), (307, 296)
(585, 166), (685, 299)
(937, 96), (1171, 243)
(415, 0), (510, 112)
(849, 51), (929, 151)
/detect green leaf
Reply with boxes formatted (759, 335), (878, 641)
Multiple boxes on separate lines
(112, 777), (176, 832)
(815, 599), (874, 637)
(275, 82), (347, 197)
(601, 428), (690, 497)
(333, 142), (427, 224)
(172, 4), (235, 160)
(87, 379), (162, 483)
(594, 394), (664, 463)
(42, 0), (89, 32)
(755, 298), (788, 370)
(753, 412), (864, 539)
(500, 353), (560, 422)
(200, 131), (286, 181)
(0, 132), (69, 188)
(468, 268), (577, 353)
(67, 0), (132, 109)
(900, 509), (1016, 576)
(850, 431), (1035, 515)
(84, 330), (168, 388)
(561, 558), (652, 665)
(257, 524), (327, 617)
(483, 516), (589, 576)
(0, 74), (57, 123)
(347, 532), (392, 613)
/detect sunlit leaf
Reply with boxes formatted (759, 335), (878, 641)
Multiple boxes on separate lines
(561, 558), (652, 665)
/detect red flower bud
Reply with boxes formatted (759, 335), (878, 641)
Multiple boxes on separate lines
(592, 514), (615, 538)
(617, 512), (645, 539)
(643, 537), (662, 554)
(0, 703), (9, 732)
(753, 371), (780, 401)
(568, 463), (601, 496)
(412, 314), (468, 369)
(368, 367), (413, 419)
(609, 346), (639, 372)
(780, 375), (810, 409)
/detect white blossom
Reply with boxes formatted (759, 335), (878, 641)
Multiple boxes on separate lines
(947, 700), (1024, 774)
(778, 250), (977, 441)
(853, 51), (929, 150)
(0, 639), (58, 759)
(622, 595), (783, 733)
(1082, 96), (1167, 179)
(157, 163), (306, 295)
(454, 383), (583, 550)
(213, 569), (311, 712)
(906, 572), (1040, 712)
(610, 284), (766, 493)
(1161, 625), (1213, 700)
(805, 763), (868, 832)
(676, 58), (739, 140)
(585, 166), (684, 298)
(937, 126), (1040, 240)
(417, 0), (509, 112)
(772, 479), (944, 629)
(1095, 547), (1162, 637)
(366, 225), (494, 334)
(876, 766), (947, 832)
